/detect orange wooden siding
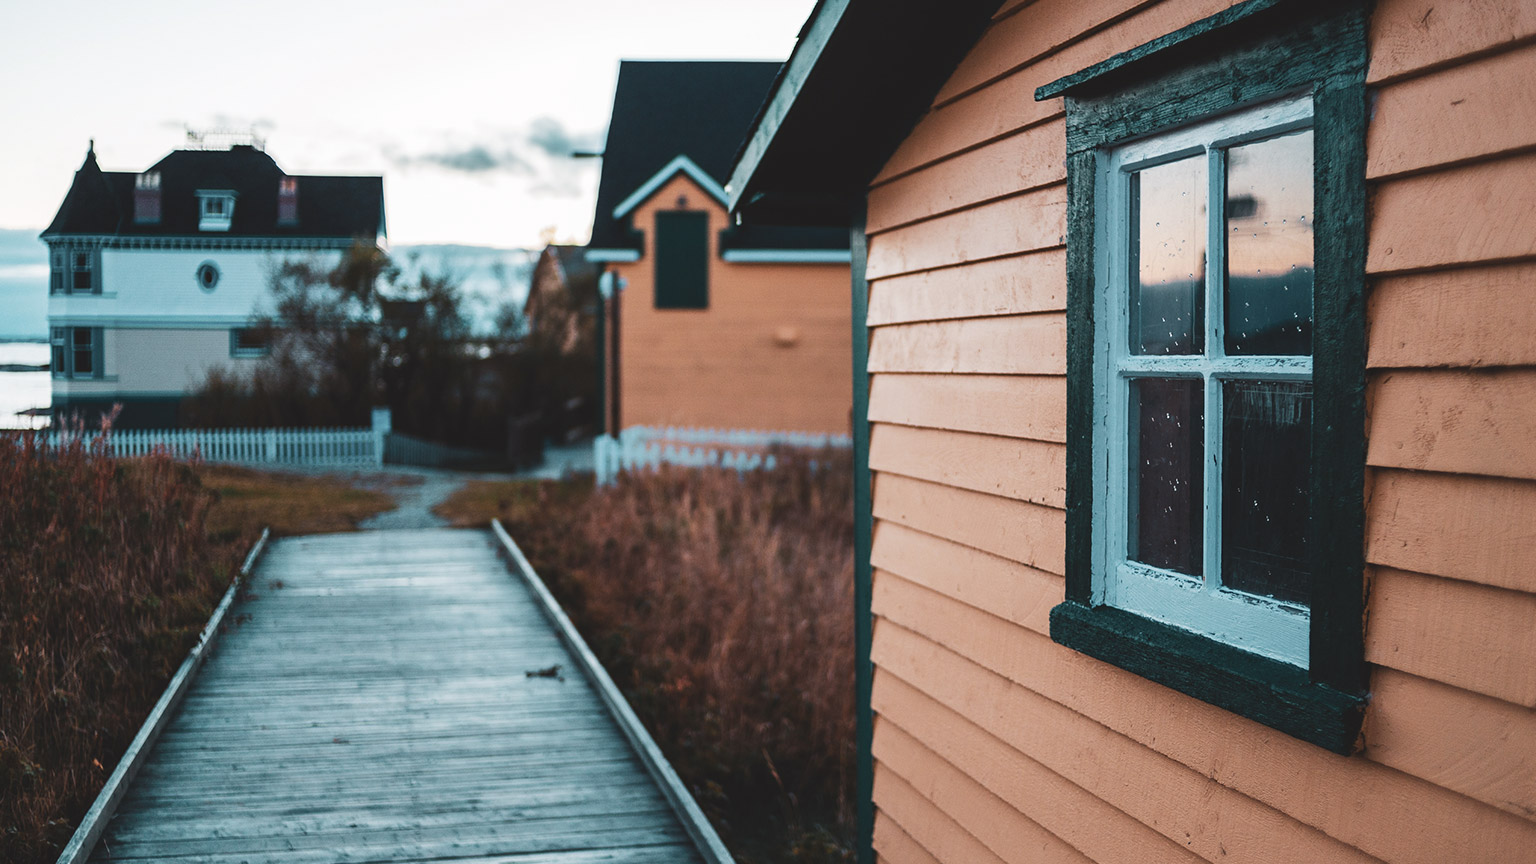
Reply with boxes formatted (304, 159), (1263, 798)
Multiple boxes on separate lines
(862, 0), (1536, 862)
(606, 173), (851, 433)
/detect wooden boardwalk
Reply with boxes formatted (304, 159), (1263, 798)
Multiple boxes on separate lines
(89, 528), (705, 864)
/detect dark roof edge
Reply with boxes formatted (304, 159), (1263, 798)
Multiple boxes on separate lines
(1035, 0), (1287, 100)
(726, 0), (849, 213)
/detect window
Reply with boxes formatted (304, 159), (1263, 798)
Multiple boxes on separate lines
(196, 261), (221, 292)
(1039, 0), (1368, 753)
(197, 191), (236, 231)
(1099, 96), (1315, 666)
(69, 247), (95, 293)
(654, 210), (709, 309)
(230, 327), (271, 358)
(51, 326), (101, 379)
(49, 248), (64, 294)
(277, 177), (299, 225)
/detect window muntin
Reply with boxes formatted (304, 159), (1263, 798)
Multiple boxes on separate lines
(71, 249), (94, 294)
(49, 248), (64, 294)
(51, 326), (100, 379)
(1095, 95), (1314, 666)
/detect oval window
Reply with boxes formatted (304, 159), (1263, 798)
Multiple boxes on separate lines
(196, 261), (220, 292)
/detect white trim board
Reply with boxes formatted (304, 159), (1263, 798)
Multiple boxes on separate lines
(585, 248), (642, 263)
(612, 155), (728, 220)
(721, 249), (851, 263)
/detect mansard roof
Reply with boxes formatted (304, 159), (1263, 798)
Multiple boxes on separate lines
(42, 144), (385, 240)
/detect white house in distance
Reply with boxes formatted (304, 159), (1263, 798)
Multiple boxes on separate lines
(41, 138), (385, 428)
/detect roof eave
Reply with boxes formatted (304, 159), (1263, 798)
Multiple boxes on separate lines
(726, 0), (850, 215)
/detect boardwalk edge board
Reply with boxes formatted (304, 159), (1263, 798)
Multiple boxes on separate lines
(490, 519), (735, 864)
(53, 527), (272, 864)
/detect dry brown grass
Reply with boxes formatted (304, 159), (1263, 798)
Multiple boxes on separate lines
(200, 465), (397, 540)
(437, 453), (856, 863)
(0, 437), (396, 864)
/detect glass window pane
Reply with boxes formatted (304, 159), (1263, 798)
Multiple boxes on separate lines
(1131, 156), (1206, 355)
(1221, 380), (1311, 604)
(1130, 377), (1204, 577)
(1225, 131), (1313, 355)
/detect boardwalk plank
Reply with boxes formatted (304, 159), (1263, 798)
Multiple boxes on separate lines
(88, 528), (705, 864)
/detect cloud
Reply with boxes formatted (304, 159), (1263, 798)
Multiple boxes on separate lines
(399, 145), (533, 175)
(526, 116), (601, 159)
(387, 118), (600, 180)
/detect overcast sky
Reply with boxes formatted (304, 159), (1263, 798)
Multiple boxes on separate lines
(0, 0), (815, 249)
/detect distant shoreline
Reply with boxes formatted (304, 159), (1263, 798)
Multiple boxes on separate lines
(0, 363), (47, 373)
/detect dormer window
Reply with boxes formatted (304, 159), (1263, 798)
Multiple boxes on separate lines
(196, 190), (236, 232)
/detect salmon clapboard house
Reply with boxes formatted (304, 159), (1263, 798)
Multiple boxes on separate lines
(587, 61), (853, 444)
(731, 0), (1536, 862)
(41, 139), (385, 428)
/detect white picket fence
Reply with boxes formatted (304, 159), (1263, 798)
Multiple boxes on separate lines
(38, 425), (384, 467)
(594, 425), (853, 486)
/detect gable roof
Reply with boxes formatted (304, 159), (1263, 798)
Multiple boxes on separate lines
(589, 60), (847, 254)
(42, 144), (385, 240)
(728, 0), (1003, 226)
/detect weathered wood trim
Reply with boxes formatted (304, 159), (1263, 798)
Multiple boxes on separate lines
(1035, 0), (1291, 101)
(1051, 601), (1364, 754)
(54, 527), (270, 864)
(489, 520), (734, 864)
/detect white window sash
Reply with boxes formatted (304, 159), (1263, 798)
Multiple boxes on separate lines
(1093, 95), (1315, 667)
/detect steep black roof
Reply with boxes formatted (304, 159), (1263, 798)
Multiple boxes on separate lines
(589, 61), (847, 253)
(729, 0), (1003, 226)
(42, 144), (384, 240)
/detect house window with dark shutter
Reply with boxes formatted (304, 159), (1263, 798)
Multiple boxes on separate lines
(654, 210), (709, 309)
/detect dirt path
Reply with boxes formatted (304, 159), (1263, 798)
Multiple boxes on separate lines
(357, 469), (474, 530)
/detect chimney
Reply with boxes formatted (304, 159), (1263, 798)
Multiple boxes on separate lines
(277, 177), (298, 225)
(134, 171), (161, 223)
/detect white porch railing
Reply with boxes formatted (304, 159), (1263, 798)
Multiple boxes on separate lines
(593, 425), (853, 486)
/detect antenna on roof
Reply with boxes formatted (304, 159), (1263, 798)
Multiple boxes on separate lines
(183, 126), (267, 151)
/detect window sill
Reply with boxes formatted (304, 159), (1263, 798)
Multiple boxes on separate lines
(1050, 600), (1366, 754)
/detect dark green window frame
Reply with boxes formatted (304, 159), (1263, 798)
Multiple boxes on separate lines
(1037, 0), (1369, 754)
(653, 210), (709, 309)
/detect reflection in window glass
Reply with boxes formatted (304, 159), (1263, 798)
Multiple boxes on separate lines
(1130, 377), (1204, 577)
(1226, 131), (1313, 355)
(1132, 156), (1206, 355)
(1222, 380), (1311, 604)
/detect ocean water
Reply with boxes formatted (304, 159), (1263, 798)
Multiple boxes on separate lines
(0, 342), (50, 430)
